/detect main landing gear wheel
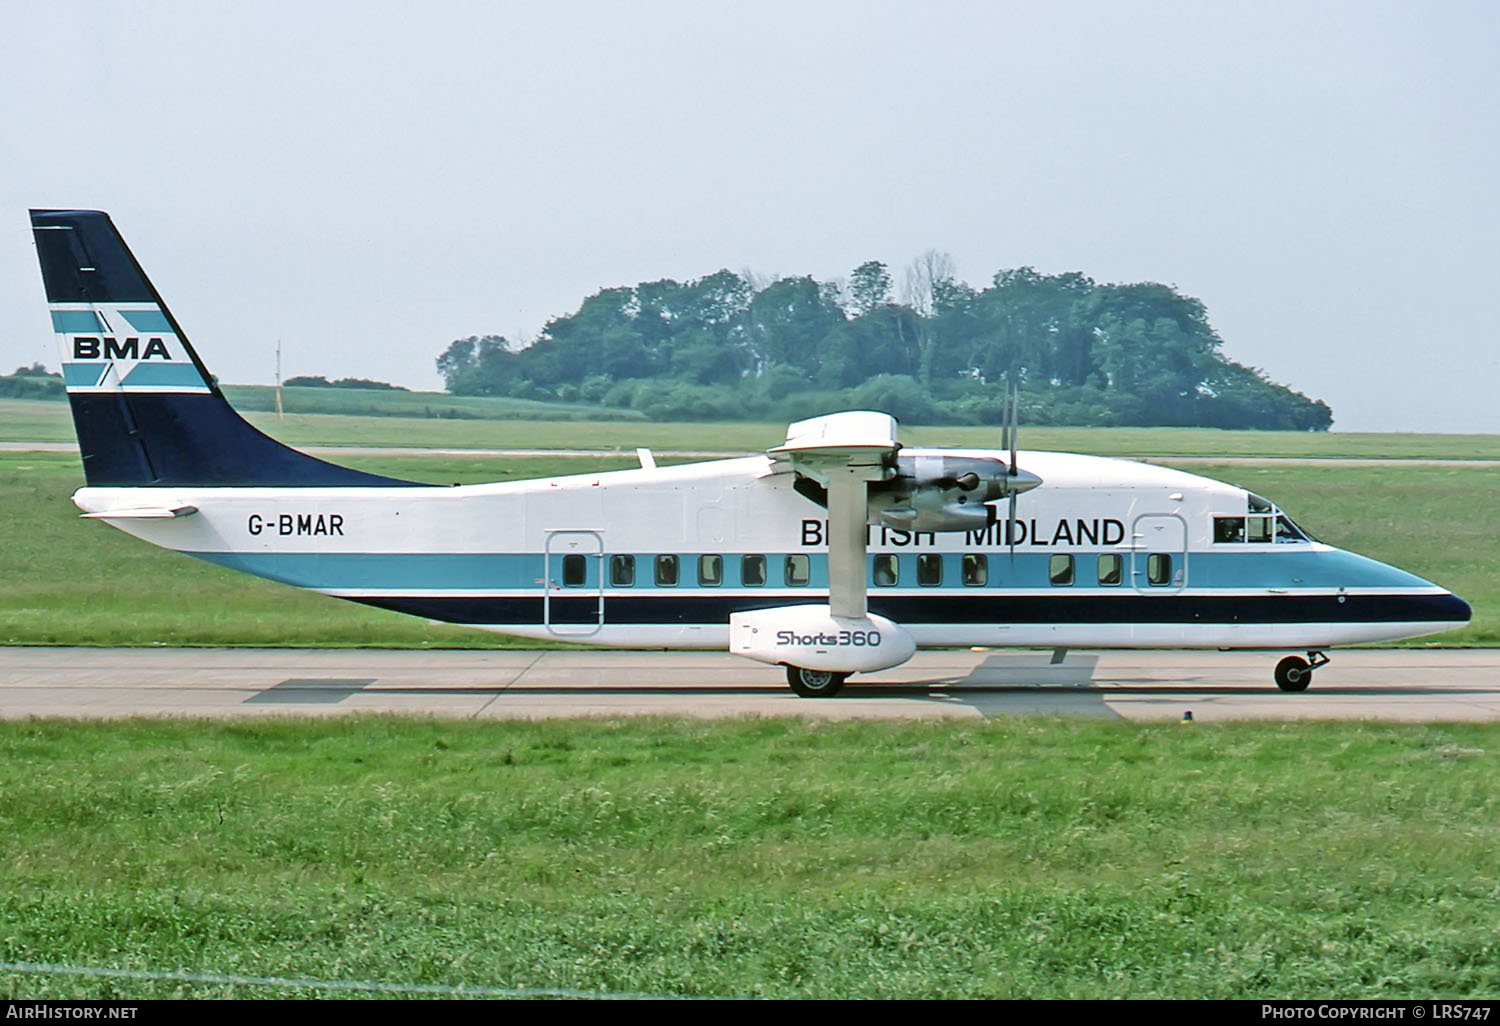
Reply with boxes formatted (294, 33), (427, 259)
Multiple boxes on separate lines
(1274, 651), (1328, 693)
(786, 665), (849, 698)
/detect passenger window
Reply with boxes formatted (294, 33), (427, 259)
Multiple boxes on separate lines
(873, 554), (899, 587)
(1214, 517), (1245, 543)
(1148, 553), (1172, 585)
(698, 554), (723, 586)
(962, 553), (988, 587)
(917, 554), (943, 587)
(1049, 554), (1074, 586)
(785, 554), (810, 587)
(562, 554), (587, 587)
(741, 554), (766, 587)
(609, 554), (635, 587)
(655, 555), (679, 587)
(1097, 553), (1122, 586)
(1248, 516), (1272, 543)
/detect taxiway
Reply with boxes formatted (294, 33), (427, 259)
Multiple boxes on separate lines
(1, 647), (1496, 722)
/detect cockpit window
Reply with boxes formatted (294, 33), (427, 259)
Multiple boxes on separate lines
(1216, 501), (1312, 543)
(1248, 515), (1273, 543)
(1275, 515), (1310, 542)
(1213, 517), (1245, 543)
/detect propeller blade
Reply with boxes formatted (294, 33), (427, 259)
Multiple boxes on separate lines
(1008, 488), (1017, 562)
(1006, 384), (1020, 561)
(1008, 387), (1018, 475)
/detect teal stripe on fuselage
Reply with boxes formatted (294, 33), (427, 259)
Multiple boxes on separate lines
(190, 551), (832, 591)
(193, 551), (533, 590)
(1188, 548), (1431, 590)
(186, 546), (1432, 594)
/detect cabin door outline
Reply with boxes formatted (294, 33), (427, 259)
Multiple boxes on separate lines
(1130, 514), (1188, 594)
(543, 530), (605, 636)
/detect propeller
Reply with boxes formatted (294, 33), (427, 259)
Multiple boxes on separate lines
(1004, 385), (1021, 560)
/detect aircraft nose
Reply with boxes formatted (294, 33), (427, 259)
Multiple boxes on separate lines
(1441, 591), (1474, 624)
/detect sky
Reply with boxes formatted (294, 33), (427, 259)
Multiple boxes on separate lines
(1, 0), (1496, 432)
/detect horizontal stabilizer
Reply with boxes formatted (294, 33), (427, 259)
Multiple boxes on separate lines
(80, 505), (198, 520)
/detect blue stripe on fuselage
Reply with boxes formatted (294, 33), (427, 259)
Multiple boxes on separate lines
(187, 546), (1441, 595)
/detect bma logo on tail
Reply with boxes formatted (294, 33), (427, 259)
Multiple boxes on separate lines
(50, 302), (209, 395)
(73, 337), (173, 360)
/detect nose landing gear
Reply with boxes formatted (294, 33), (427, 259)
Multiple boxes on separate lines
(1274, 651), (1329, 692)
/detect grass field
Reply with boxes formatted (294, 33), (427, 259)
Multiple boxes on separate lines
(1, 717), (1497, 999)
(6, 396), (1500, 457)
(0, 448), (1492, 647)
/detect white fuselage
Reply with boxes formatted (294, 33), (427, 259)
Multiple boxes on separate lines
(72, 448), (1468, 653)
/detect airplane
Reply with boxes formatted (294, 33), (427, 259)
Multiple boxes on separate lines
(28, 208), (1472, 696)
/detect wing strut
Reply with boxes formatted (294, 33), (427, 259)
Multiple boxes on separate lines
(826, 467), (873, 620)
(769, 411), (899, 621)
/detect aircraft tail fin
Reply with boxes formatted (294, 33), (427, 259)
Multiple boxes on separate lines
(30, 209), (415, 488)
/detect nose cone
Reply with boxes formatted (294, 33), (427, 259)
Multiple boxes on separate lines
(1318, 547), (1471, 640)
(1437, 591), (1473, 624)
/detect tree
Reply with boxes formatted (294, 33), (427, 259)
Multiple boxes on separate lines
(747, 276), (845, 374)
(901, 250), (956, 318)
(434, 256), (1333, 430)
(846, 261), (893, 317)
(436, 336), (509, 392)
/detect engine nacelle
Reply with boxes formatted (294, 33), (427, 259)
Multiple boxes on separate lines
(867, 453), (1041, 533)
(871, 493), (997, 533)
(896, 454), (1012, 499)
(730, 605), (916, 673)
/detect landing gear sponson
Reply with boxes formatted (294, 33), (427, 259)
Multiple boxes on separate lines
(740, 410), (1041, 698)
(1274, 651), (1329, 692)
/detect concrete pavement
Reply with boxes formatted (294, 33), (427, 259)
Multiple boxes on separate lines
(2, 647), (1498, 722)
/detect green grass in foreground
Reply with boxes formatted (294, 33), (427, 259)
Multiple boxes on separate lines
(0, 718), (1496, 999)
(5, 397), (1500, 458)
(0, 452), (1492, 646)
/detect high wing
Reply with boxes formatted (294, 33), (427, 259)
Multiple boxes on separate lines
(769, 411), (899, 619)
(768, 410), (1045, 619)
